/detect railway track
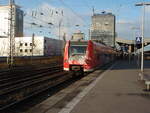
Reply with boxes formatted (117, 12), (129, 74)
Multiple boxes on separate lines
(0, 62), (61, 77)
(0, 65), (72, 110)
(0, 65), (62, 82)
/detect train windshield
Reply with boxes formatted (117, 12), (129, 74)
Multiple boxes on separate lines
(70, 45), (87, 56)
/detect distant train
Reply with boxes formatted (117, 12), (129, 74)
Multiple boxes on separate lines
(63, 40), (117, 73)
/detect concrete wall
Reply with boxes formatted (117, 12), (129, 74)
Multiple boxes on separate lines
(15, 36), (44, 56)
(44, 37), (63, 56)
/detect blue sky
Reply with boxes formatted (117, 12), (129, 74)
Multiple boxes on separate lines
(1, 0), (150, 40)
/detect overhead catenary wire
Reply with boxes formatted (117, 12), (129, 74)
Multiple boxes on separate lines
(82, 0), (93, 13)
(24, 6), (87, 32)
(24, 5), (65, 26)
(58, 0), (90, 26)
(23, 0), (89, 38)
(23, 6), (64, 37)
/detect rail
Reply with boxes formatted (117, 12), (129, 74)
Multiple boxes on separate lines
(0, 64), (72, 110)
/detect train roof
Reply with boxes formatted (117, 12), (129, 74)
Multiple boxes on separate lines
(69, 40), (114, 49)
(69, 40), (105, 45)
(70, 40), (88, 45)
(68, 40), (116, 54)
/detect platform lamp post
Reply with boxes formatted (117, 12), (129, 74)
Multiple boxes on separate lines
(131, 27), (140, 64)
(135, 2), (150, 72)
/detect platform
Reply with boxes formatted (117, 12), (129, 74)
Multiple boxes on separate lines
(59, 60), (150, 113)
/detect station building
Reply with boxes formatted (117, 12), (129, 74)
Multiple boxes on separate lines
(0, 37), (63, 57)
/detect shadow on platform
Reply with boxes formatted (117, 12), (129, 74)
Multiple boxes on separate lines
(107, 60), (150, 70)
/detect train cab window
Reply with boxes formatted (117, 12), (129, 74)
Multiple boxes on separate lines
(70, 45), (87, 56)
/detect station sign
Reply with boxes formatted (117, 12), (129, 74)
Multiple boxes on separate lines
(135, 37), (142, 44)
(135, 37), (142, 49)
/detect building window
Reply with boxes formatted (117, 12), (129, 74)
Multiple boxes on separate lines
(25, 49), (28, 52)
(20, 49), (23, 52)
(44, 40), (46, 43)
(25, 43), (28, 46)
(30, 49), (32, 52)
(20, 43), (23, 46)
(30, 43), (32, 46)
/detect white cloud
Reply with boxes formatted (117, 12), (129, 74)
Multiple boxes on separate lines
(145, 6), (150, 13)
(117, 20), (134, 25)
(116, 19), (141, 40)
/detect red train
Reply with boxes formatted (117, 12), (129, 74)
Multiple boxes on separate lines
(63, 40), (117, 72)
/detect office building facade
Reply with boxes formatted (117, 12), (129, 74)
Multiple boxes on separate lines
(91, 12), (115, 47)
(0, 5), (23, 37)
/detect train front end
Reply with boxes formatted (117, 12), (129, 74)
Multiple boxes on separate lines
(63, 40), (90, 72)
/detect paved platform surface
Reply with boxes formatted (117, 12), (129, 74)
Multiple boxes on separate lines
(60, 60), (150, 113)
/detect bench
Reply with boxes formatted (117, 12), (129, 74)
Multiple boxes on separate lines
(145, 81), (150, 90)
(143, 74), (150, 90)
(138, 73), (150, 90)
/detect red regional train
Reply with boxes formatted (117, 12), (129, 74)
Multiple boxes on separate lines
(63, 40), (116, 72)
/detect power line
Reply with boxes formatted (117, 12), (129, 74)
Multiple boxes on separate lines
(23, 1), (90, 38)
(24, 7), (88, 30)
(23, 10), (58, 37)
(24, 6), (64, 29)
(82, 0), (92, 11)
(58, 0), (90, 26)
